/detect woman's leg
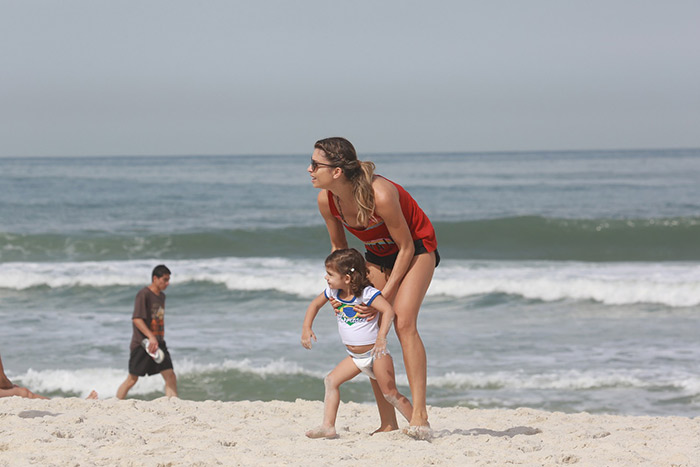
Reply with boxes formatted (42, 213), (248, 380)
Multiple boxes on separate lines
(306, 356), (360, 439)
(391, 252), (435, 427)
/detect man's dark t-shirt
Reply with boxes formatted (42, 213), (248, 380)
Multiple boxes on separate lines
(129, 287), (166, 351)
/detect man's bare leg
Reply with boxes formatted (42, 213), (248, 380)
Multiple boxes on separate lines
(162, 369), (178, 398)
(116, 374), (138, 400)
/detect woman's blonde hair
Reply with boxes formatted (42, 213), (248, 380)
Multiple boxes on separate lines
(325, 248), (373, 297)
(314, 137), (376, 226)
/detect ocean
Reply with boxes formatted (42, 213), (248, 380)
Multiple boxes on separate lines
(1, 149), (699, 417)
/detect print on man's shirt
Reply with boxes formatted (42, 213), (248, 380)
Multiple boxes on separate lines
(150, 305), (165, 338)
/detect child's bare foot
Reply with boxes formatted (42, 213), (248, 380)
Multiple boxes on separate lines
(85, 390), (98, 400)
(305, 426), (338, 439)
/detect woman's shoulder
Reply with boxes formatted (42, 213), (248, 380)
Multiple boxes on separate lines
(371, 176), (400, 205)
(317, 189), (333, 213)
(371, 175), (397, 193)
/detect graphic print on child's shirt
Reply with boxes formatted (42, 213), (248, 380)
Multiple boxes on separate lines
(324, 285), (382, 346)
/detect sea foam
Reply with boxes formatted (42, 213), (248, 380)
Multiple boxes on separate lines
(1, 258), (699, 307)
(12, 359), (700, 400)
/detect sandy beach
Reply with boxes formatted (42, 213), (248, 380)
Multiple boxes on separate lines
(1, 397), (698, 466)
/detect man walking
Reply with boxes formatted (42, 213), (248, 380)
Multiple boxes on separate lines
(117, 265), (177, 399)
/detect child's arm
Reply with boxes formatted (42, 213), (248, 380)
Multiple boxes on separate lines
(301, 293), (328, 349)
(367, 295), (395, 357)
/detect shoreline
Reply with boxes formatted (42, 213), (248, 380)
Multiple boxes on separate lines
(1, 398), (698, 466)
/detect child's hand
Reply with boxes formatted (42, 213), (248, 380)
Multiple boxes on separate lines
(301, 329), (317, 349)
(371, 336), (388, 358)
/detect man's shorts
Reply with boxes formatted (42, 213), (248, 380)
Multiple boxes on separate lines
(128, 340), (174, 376)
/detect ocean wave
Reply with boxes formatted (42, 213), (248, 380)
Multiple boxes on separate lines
(436, 215), (700, 261)
(1, 258), (699, 307)
(0, 227), (331, 262)
(12, 360), (700, 400)
(0, 257), (327, 297)
(428, 369), (700, 393)
(11, 358), (325, 399)
(432, 260), (700, 307)
(2, 215), (700, 262)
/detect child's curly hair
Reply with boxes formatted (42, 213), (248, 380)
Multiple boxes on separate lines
(325, 248), (373, 297)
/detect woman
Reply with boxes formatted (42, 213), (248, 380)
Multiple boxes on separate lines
(308, 137), (439, 439)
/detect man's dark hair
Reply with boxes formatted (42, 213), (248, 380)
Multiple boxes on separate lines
(152, 264), (171, 279)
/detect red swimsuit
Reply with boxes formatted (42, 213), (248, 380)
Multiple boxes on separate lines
(327, 176), (437, 257)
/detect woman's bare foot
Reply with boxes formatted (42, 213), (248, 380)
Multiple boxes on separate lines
(371, 424), (398, 435)
(85, 390), (98, 400)
(305, 426), (338, 439)
(403, 424), (433, 441)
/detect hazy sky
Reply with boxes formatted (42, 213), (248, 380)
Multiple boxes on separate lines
(1, 1), (699, 157)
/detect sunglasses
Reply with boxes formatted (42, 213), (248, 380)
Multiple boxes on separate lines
(310, 158), (337, 171)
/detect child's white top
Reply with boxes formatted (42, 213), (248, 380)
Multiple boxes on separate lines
(324, 285), (382, 346)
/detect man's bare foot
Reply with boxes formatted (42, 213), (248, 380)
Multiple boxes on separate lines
(403, 424), (433, 441)
(85, 390), (98, 400)
(305, 426), (338, 439)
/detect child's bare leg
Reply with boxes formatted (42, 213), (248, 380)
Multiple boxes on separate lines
(372, 355), (413, 423)
(85, 390), (98, 400)
(306, 357), (360, 439)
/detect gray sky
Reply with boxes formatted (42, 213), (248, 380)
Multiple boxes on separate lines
(1, 1), (699, 157)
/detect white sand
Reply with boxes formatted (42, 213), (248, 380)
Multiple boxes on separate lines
(1, 397), (698, 466)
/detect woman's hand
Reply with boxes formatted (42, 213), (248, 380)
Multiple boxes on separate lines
(301, 328), (317, 349)
(330, 298), (378, 321)
(352, 302), (379, 320)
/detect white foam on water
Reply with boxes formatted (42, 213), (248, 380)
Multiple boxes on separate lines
(427, 368), (700, 395)
(1, 258), (699, 307)
(12, 358), (699, 403)
(430, 260), (700, 307)
(15, 367), (141, 399)
(174, 357), (325, 379)
(9, 358), (327, 399)
(0, 257), (327, 297)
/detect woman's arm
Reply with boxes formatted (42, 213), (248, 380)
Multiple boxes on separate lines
(301, 293), (328, 349)
(317, 190), (348, 251)
(318, 190), (349, 311)
(372, 179), (415, 301)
